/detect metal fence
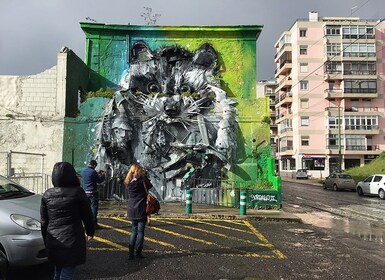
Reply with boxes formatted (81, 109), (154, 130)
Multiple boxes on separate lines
(0, 151), (50, 194)
(98, 176), (281, 209)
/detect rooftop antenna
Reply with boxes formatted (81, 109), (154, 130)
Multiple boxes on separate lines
(350, 5), (358, 16)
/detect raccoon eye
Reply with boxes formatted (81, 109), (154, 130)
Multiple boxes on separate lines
(147, 82), (160, 94)
(180, 84), (191, 94)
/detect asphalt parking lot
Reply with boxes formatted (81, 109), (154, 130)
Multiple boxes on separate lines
(7, 216), (385, 280)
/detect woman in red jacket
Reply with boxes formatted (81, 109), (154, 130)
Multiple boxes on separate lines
(41, 162), (95, 280)
(124, 163), (153, 260)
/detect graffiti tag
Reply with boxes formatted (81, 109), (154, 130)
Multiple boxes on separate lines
(250, 194), (278, 203)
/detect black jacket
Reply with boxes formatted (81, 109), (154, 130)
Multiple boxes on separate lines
(126, 176), (153, 220)
(40, 162), (95, 266)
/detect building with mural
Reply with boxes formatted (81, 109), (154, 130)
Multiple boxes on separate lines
(274, 12), (385, 179)
(0, 23), (281, 206)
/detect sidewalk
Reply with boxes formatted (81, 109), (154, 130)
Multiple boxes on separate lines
(98, 178), (325, 222)
(98, 200), (302, 223)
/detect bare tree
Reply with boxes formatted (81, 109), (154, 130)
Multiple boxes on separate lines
(141, 7), (161, 25)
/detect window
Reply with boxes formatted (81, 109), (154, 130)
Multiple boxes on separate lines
(327, 134), (339, 148)
(343, 43), (375, 57)
(345, 134), (365, 150)
(344, 115), (378, 130)
(300, 63), (308, 73)
(328, 116), (342, 129)
(325, 61), (342, 74)
(364, 176), (373, 183)
(301, 136), (309, 146)
(300, 80), (308, 90)
(343, 61), (376, 75)
(344, 80), (377, 93)
(325, 26), (341, 36)
(300, 98), (309, 109)
(300, 45), (308, 55)
(363, 99), (371, 112)
(301, 116), (309, 126)
(326, 43), (341, 57)
(342, 25), (375, 39)
(299, 29), (307, 37)
(374, 176), (383, 182)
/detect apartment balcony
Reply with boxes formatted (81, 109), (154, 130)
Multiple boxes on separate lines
(276, 113), (292, 124)
(274, 43), (292, 63)
(324, 89), (343, 99)
(275, 91), (292, 107)
(325, 106), (342, 117)
(276, 76), (292, 92)
(275, 61), (292, 77)
(328, 145), (380, 155)
(344, 107), (379, 116)
(343, 70), (377, 80)
(324, 72), (342, 81)
(341, 55), (376, 62)
(278, 146), (294, 156)
(278, 127), (293, 136)
(344, 125), (379, 135)
(324, 89), (378, 99)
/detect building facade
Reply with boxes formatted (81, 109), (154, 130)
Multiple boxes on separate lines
(257, 80), (278, 170)
(274, 12), (385, 179)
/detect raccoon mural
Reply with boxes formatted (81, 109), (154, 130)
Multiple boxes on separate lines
(94, 41), (238, 200)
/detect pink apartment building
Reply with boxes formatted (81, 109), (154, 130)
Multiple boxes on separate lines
(274, 11), (385, 179)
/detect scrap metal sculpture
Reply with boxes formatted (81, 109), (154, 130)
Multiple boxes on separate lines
(94, 41), (238, 200)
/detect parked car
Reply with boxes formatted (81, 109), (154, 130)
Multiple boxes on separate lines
(295, 169), (309, 180)
(356, 174), (385, 199)
(0, 175), (47, 278)
(323, 173), (356, 191)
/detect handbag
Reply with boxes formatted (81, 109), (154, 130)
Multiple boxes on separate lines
(143, 179), (160, 215)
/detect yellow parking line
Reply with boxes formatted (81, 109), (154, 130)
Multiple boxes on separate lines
(191, 219), (255, 234)
(99, 217), (285, 259)
(113, 217), (216, 246)
(243, 220), (286, 259)
(101, 220), (177, 249)
(115, 218), (273, 256)
(92, 236), (128, 251)
(156, 219), (269, 247)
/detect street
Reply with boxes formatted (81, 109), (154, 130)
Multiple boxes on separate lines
(6, 180), (385, 280)
(283, 179), (385, 242)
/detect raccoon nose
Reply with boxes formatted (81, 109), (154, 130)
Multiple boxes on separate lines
(164, 102), (180, 116)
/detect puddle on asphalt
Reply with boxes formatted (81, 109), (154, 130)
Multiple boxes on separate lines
(297, 212), (385, 243)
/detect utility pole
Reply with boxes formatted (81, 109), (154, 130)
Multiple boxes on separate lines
(337, 100), (343, 172)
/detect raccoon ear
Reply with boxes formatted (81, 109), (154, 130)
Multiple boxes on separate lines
(192, 43), (218, 71)
(130, 41), (154, 63)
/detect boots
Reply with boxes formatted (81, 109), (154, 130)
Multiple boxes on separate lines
(128, 245), (134, 260)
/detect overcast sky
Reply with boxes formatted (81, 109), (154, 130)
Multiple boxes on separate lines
(0, 0), (383, 80)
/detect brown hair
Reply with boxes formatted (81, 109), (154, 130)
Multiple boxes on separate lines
(124, 163), (145, 185)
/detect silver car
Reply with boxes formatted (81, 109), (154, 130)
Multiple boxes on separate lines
(0, 175), (47, 277)
(295, 169), (309, 180)
(323, 173), (356, 191)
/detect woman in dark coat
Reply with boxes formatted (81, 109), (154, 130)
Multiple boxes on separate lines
(124, 163), (153, 260)
(41, 162), (95, 280)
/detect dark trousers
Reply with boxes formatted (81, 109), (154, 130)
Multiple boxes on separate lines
(87, 192), (99, 226)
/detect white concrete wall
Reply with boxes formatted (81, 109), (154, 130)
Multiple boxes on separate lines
(0, 69), (64, 177)
(0, 49), (74, 178)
